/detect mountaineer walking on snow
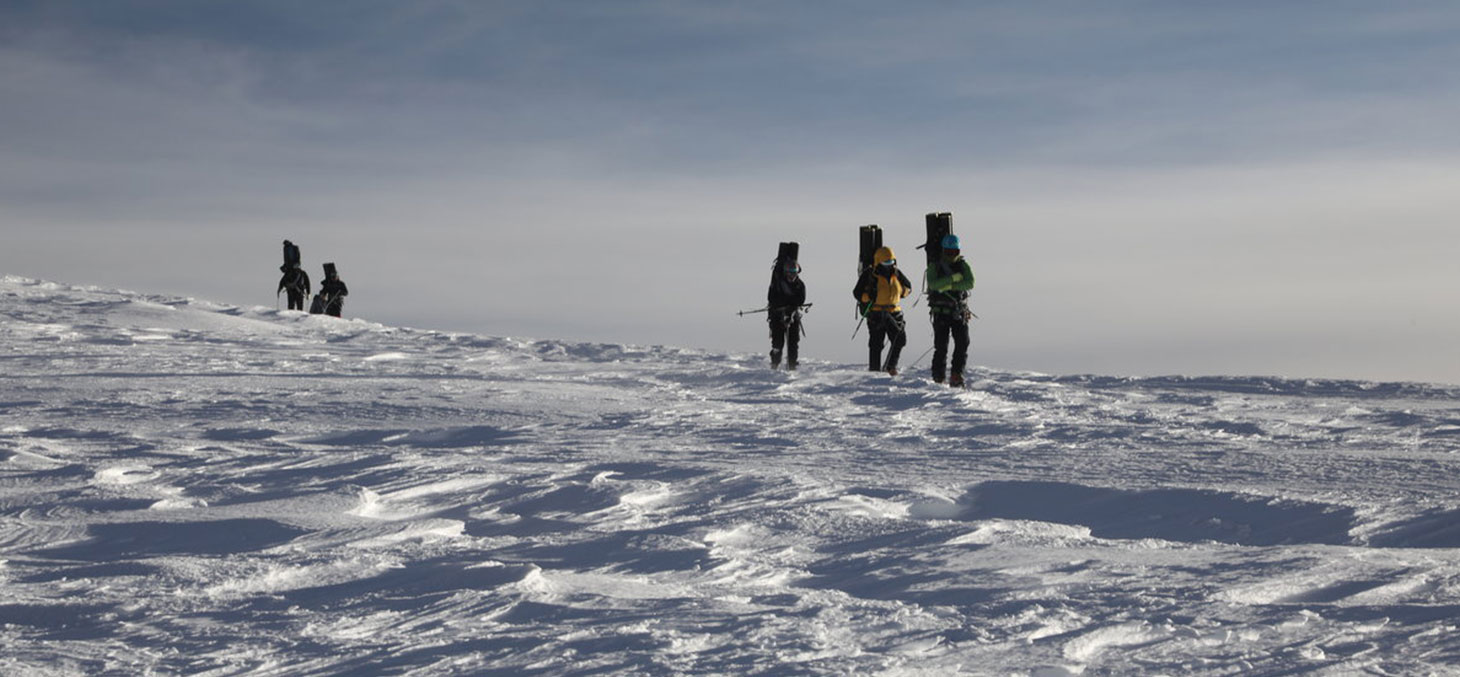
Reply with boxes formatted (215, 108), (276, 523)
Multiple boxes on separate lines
(767, 256), (807, 370)
(853, 246), (911, 375)
(277, 264), (310, 311)
(311, 262), (348, 317)
(926, 234), (975, 387)
(277, 239), (310, 311)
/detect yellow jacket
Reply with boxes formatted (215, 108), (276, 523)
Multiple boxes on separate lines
(855, 247), (912, 312)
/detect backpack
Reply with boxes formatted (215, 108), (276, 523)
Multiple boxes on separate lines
(283, 240), (301, 269)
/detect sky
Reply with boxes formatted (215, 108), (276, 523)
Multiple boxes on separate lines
(3, 1), (1459, 384)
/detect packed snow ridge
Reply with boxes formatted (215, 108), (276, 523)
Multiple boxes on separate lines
(3, 275), (1460, 675)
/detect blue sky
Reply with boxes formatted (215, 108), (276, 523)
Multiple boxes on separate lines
(4, 1), (1459, 383)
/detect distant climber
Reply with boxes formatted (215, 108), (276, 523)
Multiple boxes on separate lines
(311, 262), (348, 317)
(767, 254), (807, 370)
(277, 240), (310, 311)
(277, 265), (310, 311)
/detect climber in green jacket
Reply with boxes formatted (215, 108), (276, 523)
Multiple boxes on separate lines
(925, 234), (975, 387)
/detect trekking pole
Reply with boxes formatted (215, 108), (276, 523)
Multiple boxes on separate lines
(851, 303), (870, 339)
(737, 307), (770, 316)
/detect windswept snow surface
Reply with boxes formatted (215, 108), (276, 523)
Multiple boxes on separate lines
(3, 276), (1460, 676)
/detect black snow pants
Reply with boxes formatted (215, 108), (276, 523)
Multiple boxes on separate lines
(931, 312), (970, 382)
(867, 310), (906, 371)
(768, 310), (801, 368)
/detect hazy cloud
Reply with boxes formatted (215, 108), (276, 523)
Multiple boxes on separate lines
(4, 1), (1459, 383)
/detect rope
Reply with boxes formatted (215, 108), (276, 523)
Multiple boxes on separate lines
(906, 345), (935, 372)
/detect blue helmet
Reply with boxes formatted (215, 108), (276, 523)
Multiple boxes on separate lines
(941, 234), (961, 250)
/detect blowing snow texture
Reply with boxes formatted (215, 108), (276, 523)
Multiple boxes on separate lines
(3, 276), (1460, 675)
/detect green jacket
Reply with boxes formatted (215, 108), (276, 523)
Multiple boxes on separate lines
(925, 256), (974, 315)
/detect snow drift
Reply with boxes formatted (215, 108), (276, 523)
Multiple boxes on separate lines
(2, 276), (1459, 675)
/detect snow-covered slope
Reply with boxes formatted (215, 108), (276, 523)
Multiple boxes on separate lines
(3, 275), (1459, 675)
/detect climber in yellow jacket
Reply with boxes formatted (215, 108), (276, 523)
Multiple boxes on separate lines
(852, 246), (912, 374)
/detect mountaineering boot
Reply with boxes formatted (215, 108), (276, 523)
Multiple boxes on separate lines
(886, 365), (898, 376)
(949, 372), (964, 388)
(932, 370), (945, 384)
(787, 360), (798, 371)
(770, 349), (781, 370)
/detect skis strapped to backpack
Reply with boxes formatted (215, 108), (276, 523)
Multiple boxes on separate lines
(851, 225), (882, 336)
(922, 212), (951, 266)
(856, 225), (882, 314)
(777, 241), (799, 271)
(283, 240), (301, 270)
(858, 225), (881, 278)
